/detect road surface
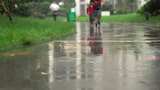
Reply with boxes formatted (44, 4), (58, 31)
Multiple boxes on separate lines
(0, 22), (160, 90)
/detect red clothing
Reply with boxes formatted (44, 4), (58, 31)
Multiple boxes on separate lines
(94, 0), (101, 6)
(87, 5), (96, 16)
(88, 36), (96, 46)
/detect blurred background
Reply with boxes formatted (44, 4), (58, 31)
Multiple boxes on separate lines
(0, 0), (159, 18)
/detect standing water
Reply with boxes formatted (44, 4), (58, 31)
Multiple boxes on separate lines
(0, 22), (160, 90)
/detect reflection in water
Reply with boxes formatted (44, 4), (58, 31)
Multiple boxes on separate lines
(146, 26), (160, 61)
(76, 22), (82, 80)
(88, 20), (103, 55)
(88, 34), (103, 55)
(48, 42), (54, 90)
(88, 21), (104, 90)
(0, 51), (31, 57)
(0, 23), (160, 90)
(102, 23), (160, 90)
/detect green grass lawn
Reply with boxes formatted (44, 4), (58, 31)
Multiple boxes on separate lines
(78, 13), (160, 23)
(0, 15), (75, 51)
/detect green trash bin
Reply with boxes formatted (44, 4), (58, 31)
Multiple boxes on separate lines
(67, 8), (76, 22)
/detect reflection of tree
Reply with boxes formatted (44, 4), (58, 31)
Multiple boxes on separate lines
(146, 26), (160, 56)
(108, 23), (145, 60)
(54, 42), (65, 57)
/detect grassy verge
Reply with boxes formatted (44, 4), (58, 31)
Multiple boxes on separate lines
(77, 13), (160, 23)
(0, 16), (75, 51)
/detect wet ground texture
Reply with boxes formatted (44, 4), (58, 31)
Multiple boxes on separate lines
(0, 22), (160, 90)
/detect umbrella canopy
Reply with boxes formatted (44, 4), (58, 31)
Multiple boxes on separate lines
(49, 3), (60, 11)
(59, 1), (64, 6)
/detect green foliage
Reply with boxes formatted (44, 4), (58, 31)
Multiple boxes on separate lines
(114, 10), (132, 15)
(78, 13), (160, 23)
(14, 2), (51, 17)
(140, 0), (160, 15)
(127, 0), (135, 3)
(1, 0), (75, 17)
(16, 0), (53, 3)
(0, 15), (75, 51)
(101, 13), (145, 23)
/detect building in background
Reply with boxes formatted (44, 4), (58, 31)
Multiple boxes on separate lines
(75, 0), (90, 16)
(75, 0), (149, 16)
(103, 0), (149, 14)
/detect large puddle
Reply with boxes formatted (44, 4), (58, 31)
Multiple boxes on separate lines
(0, 22), (160, 90)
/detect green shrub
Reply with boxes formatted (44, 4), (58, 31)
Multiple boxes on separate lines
(138, 0), (160, 16)
(14, 2), (51, 18)
(0, 15), (75, 51)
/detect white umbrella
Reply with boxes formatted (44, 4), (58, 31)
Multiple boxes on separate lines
(49, 3), (60, 11)
(59, 2), (64, 6)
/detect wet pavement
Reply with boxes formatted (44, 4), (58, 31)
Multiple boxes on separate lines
(0, 22), (160, 90)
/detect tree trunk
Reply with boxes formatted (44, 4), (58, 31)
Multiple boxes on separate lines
(0, 0), (13, 21)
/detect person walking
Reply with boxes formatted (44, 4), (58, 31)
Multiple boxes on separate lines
(87, 0), (102, 36)
(49, 2), (60, 21)
(87, 0), (96, 36)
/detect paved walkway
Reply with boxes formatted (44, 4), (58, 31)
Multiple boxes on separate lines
(0, 22), (160, 90)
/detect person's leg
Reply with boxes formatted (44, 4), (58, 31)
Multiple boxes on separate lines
(53, 11), (58, 21)
(90, 16), (94, 36)
(97, 10), (101, 34)
(55, 15), (57, 21)
(93, 10), (101, 34)
(53, 14), (58, 21)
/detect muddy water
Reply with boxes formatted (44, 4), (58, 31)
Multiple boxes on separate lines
(0, 22), (160, 90)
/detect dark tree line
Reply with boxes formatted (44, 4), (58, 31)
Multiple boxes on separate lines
(0, 0), (75, 21)
(0, 0), (54, 21)
(143, 0), (160, 16)
(0, 0), (17, 21)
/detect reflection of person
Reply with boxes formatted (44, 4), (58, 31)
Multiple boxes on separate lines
(88, 33), (103, 55)
(49, 2), (60, 21)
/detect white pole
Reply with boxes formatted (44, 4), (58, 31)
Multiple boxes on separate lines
(75, 0), (81, 16)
